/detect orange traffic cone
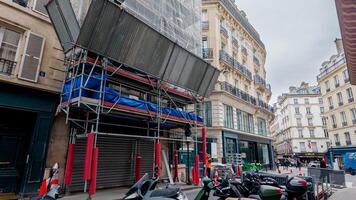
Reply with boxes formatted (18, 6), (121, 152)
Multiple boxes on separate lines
(38, 179), (49, 196)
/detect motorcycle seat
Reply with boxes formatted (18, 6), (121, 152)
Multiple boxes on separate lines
(150, 188), (179, 198)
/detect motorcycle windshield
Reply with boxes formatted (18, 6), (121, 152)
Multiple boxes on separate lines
(124, 173), (150, 198)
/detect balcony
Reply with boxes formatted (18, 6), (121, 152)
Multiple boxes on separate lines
(345, 78), (350, 83)
(349, 98), (354, 103)
(0, 58), (17, 76)
(241, 46), (248, 56)
(201, 21), (209, 30)
(202, 48), (213, 59)
(219, 82), (274, 113)
(346, 141), (352, 146)
(342, 122), (348, 126)
(317, 55), (346, 81)
(335, 141), (341, 146)
(335, 83), (340, 88)
(326, 88), (331, 92)
(220, 25), (228, 38)
(254, 75), (271, 93)
(329, 105), (334, 110)
(253, 56), (260, 66)
(232, 37), (239, 47)
(219, 50), (252, 80)
(338, 102), (344, 106)
(333, 124), (337, 129)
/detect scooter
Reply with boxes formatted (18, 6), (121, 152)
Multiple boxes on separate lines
(123, 173), (188, 200)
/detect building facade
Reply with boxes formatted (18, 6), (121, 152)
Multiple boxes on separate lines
(201, 0), (274, 168)
(317, 39), (356, 153)
(273, 82), (329, 162)
(0, 0), (68, 195)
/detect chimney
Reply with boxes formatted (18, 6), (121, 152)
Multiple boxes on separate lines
(334, 38), (344, 54)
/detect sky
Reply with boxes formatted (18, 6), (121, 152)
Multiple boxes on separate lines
(235, 0), (341, 103)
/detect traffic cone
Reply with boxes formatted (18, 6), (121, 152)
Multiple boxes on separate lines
(213, 168), (219, 186)
(38, 179), (49, 196)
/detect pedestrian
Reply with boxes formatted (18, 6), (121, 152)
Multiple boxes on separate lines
(297, 159), (302, 171)
(320, 158), (327, 168)
(319, 158), (328, 183)
(206, 154), (212, 178)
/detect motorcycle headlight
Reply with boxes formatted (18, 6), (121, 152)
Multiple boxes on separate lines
(177, 193), (188, 200)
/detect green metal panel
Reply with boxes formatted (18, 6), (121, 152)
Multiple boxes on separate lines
(21, 112), (53, 194)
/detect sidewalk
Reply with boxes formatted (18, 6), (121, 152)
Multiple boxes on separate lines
(61, 182), (200, 200)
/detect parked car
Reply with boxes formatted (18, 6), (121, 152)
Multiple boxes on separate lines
(308, 161), (320, 168)
(343, 152), (356, 175)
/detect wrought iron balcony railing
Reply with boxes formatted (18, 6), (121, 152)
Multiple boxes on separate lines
(219, 82), (274, 112)
(0, 58), (16, 76)
(220, 25), (228, 37)
(219, 49), (252, 80)
(202, 48), (213, 59)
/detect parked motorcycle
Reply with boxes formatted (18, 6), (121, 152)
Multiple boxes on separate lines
(123, 173), (188, 200)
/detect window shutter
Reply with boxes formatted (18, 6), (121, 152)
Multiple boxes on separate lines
(33, 0), (49, 15)
(19, 32), (45, 82)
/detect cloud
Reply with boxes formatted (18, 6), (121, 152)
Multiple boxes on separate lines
(236, 0), (341, 103)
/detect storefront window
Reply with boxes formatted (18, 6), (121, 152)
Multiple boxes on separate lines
(259, 143), (270, 165)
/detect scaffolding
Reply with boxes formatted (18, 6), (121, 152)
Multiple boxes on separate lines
(58, 45), (205, 192)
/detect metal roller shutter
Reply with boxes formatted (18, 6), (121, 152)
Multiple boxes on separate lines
(69, 135), (154, 192)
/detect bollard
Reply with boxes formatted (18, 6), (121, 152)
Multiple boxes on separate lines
(135, 154), (142, 182)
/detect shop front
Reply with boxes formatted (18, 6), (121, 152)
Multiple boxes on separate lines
(222, 131), (274, 169)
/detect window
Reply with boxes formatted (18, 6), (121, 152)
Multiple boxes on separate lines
(341, 111), (347, 126)
(335, 134), (340, 146)
(322, 117), (327, 126)
(347, 88), (354, 101)
(18, 32), (45, 82)
(311, 142), (318, 152)
(334, 75), (340, 87)
(351, 108), (356, 124)
(306, 107), (311, 114)
(343, 69), (349, 83)
(320, 107), (324, 113)
(345, 132), (352, 145)
(300, 142), (306, 152)
(309, 129), (315, 138)
(325, 80), (330, 92)
(304, 98), (310, 104)
(0, 27), (21, 61)
(337, 92), (343, 105)
(234, 79), (239, 89)
(324, 129), (329, 138)
(223, 104), (234, 128)
(12, 0), (28, 7)
(32, 0), (50, 15)
(297, 118), (302, 126)
(298, 129), (303, 138)
(307, 118), (313, 126)
(202, 10), (208, 21)
(331, 114), (337, 128)
(202, 37), (208, 49)
(294, 98), (298, 104)
(328, 96), (333, 109)
(221, 42), (226, 51)
(244, 84), (249, 93)
(318, 98), (323, 104)
(205, 102), (212, 127)
(257, 118), (267, 136)
(295, 107), (300, 114)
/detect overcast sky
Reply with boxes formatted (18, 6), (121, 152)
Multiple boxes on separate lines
(235, 0), (341, 103)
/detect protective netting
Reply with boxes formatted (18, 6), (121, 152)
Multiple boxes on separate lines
(122, 0), (202, 57)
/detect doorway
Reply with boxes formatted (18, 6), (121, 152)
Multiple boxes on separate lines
(0, 108), (36, 193)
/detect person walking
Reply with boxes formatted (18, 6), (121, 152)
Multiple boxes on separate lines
(206, 154), (212, 178)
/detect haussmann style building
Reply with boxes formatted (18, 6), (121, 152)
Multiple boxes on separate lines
(201, 0), (274, 168)
(272, 82), (329, 162)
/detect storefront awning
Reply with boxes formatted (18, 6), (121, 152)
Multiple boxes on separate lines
(335, 0), (356, 85)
